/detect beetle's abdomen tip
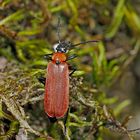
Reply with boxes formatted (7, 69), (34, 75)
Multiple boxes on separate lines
(47, 116), (57, 123)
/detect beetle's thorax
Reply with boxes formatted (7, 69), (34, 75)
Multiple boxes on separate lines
(52, 52), (67, 64)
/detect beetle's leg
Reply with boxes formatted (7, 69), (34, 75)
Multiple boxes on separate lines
(64, 108), (69, 135)
(69, 65), (77, 76)
(44, 53), (53, 60)
(67, 54), (77, 61)
(38, 77), (46, 85)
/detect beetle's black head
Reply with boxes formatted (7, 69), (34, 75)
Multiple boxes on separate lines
(53, 41), (72, 53)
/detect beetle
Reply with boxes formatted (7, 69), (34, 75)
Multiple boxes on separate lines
(39, 18), (98, 121)
(44, 41), (74, 119)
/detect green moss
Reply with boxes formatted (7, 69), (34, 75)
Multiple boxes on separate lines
(0, 0), (140, 139)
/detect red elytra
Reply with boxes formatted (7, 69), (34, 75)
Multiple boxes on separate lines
(44, 52), (69, 118)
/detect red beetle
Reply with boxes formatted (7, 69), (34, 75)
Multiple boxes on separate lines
(39, 19), (98, 120)
(42, 40), (97, 120)
(44, 42), (72, 119)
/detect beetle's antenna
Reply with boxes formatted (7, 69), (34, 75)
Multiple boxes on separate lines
(57, 17), (61, 43)
(72, 40), (99, 47)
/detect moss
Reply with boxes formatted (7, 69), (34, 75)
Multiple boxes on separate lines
(0, 0), (140, 139)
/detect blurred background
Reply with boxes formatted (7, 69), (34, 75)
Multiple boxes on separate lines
(0, 0), (140, 140)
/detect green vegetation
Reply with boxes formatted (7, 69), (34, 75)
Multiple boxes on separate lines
(0, 0), (140, 139)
